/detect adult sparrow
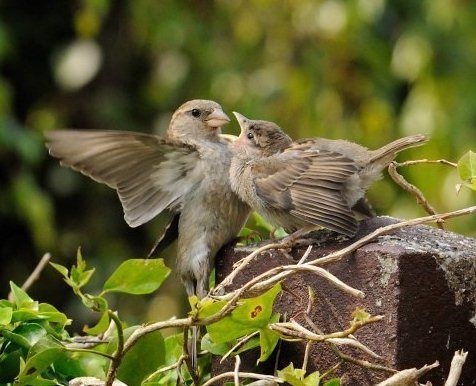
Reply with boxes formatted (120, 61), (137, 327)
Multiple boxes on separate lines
(229, 112), (427, 237)
(46, 100), (250, 297)
(46, 100), (251, 367)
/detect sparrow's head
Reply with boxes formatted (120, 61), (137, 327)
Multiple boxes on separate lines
(168, 99), (230, 141)
(232, 112), (292, 158)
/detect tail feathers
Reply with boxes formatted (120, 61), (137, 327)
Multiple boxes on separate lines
(370, 134), (428, 164)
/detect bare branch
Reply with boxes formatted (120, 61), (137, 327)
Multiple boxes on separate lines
(388, 162), (444, 229)
(336, 351), (395, 374)
(8, 253), (51, 302)
(395, 159), (457, 168)
(234, 355), (241, 386)
(142, 355), (186, 383)
(444, 349), (468, 386)
(327, 337), (381, 359)
(376, 361), (439, 385)
(221, 331), (260, 363)
(270, 315), (383, 342)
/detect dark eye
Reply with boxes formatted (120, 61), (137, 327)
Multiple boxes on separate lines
(247, 132), (254, 140)
(191, 109), (201, 117)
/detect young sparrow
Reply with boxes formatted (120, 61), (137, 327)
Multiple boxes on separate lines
(46, 100), (250, 299)
(229, 112), (427, 237)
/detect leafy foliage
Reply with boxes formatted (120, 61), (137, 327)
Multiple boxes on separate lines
(2, 250), (341, 385)
(277, 363), (340, 386)
(457, 151), (476, 191)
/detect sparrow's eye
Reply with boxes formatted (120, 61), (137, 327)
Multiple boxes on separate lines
(191, 109), (201, 117)
(247, 132), (254, 140)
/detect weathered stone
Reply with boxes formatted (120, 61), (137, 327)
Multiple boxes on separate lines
(213, 217), (476, 385)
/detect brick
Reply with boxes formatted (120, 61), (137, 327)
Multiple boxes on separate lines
(213, 217), (476, 385)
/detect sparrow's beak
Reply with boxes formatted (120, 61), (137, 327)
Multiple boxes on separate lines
(232, 112), (249, 133)
(205, 108), (230, 129)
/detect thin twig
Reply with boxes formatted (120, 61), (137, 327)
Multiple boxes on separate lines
(395, 159), (457, 168)
(221, 331), (260, 363)
(337, 351), (395, 373)
(282, 265), (364, 298)
(234, 355), (241, 386)
(376, 361), (439, 385)
(298, 245), (313, 265)
(302, 341), (312, 372)
(213, 241), (288, 294)
(143, 355), (186, 383)
(388, 162), (444, 229)
(270, 315), (383, 342)
(327, 337), (381, 359)
(444, 349), (468, 386)
(8, 253), (51, 302)
(64, 347), (115, 360)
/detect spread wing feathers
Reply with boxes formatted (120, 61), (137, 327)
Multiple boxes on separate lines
(45, 130), (201, 227)
(254, 150), (360, 236)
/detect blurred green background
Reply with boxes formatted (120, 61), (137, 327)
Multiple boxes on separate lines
(0, 0), (475, 330)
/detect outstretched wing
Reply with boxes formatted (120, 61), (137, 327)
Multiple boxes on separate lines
(45, 130), (201, 227)
(254, 149), (359, 236)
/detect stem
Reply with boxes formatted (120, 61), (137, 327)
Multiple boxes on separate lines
(105, 311), (124, 386)
(8, 253), (51, 302)
(64, 347), (115, 360)
(182, 326), (200, 386)
(388, 162), (444, 229)
(142, 355), (186, 383)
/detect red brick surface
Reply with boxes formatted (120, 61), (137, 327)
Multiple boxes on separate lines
(213, 217), (476, 385)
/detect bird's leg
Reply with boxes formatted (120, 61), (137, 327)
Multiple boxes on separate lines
(183, 279), (201, 379)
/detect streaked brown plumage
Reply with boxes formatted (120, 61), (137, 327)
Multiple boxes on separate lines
(229, 112), (427, 237)
(46, 100), (252, 368)
(45, 100), (251, 298)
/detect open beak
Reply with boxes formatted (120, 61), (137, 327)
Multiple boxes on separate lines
(205, 108), (230, 129)
(232, 112), (249, 133)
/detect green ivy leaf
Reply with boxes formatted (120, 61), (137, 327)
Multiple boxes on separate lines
(53, 350), (108, 380)
(70, 248), (95, 289)
(18, 337), (64, 382)
(108, 326), (165, 386)
(0, 305), (13, 325)
(1, 330), (32, 350)
(12, 323), (47, 348)
(9, 281), (35, 309)
(84, 310), (110, 335)
(103, 258), (171, 295)
(49, 262), (68, 279)
(304, 371), (321, 386)
(258, 313), (280, 362)
(143, 333), (183, 385)
(457, 150), (476, 191)
(201, 333), (230, 356)
(37, 303), (70, 326)
(352, 307), (370, 323)
(81, 294), (108, 313)
(277, 363), (307, 386)
(323, 378), (341, 386)
(201, 284), (281, 344)
(0, 348), (22, 383)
